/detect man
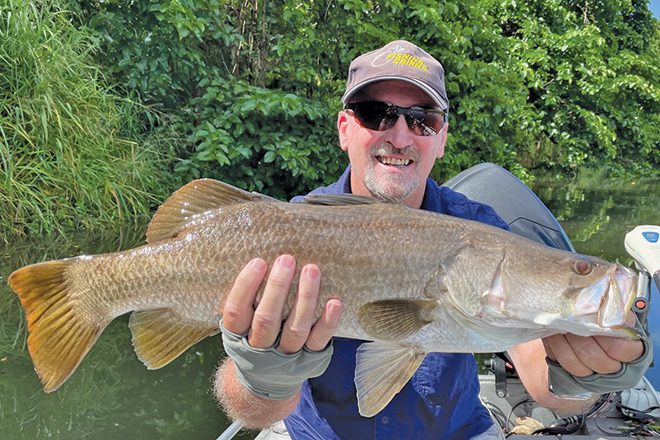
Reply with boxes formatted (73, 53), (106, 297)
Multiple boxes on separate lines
(215, 40), (648, 439)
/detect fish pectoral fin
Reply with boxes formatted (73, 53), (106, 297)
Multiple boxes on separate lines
(358, 299), (436, 340)
(146, 179), (274, 243)
(355, 341), (426, 417)
(129, 309), (219, 369)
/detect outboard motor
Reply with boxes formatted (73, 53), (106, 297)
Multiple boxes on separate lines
(442, 162), (574, 251)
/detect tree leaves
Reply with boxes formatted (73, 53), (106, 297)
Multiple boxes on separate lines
(72, 0), (658, 195)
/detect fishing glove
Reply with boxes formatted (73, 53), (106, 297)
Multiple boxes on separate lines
(547, 319), (653, 397)
(220, 318), (333, 400)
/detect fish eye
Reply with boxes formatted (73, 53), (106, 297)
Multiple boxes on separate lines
(573, 260), (593, 275)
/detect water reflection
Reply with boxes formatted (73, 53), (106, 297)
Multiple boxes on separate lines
(533, 178), (659, 264)
(0, 176), (657, 439)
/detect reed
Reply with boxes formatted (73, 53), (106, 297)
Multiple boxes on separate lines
(0, 0), (178, 243)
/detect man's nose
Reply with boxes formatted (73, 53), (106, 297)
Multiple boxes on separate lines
(385, 114), (414, 148)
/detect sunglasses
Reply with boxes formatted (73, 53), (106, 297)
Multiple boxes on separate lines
(344, 101), (447, 137)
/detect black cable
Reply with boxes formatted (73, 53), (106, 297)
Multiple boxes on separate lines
(616, 401), (660, 420)
(586, 392), (619, 419)
(531, 414), (585, 436)
(504, 398), (534, 431)
(531, 392), (620, 436)
(484, 401), (510, 432)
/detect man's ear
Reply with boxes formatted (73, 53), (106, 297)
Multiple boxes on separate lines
(337, 111), (350, 152)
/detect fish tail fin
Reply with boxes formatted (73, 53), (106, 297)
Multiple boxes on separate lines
(8, 260), (108, 392)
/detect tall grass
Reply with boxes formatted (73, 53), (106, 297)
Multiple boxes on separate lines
(0, 0), (179, 243)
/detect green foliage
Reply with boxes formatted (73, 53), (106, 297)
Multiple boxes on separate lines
(73, 0), (350, 199)
(2, 0), (657, 241)
(175, 77), (344, 198)
(73, 0), (213, 106)
(487, 0), (659, 175)
(0, 0), (179, 242)
(72, 0), (658, 196)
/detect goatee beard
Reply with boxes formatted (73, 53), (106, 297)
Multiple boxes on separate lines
(364, 143), (419, 201)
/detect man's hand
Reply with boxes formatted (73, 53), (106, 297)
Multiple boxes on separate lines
(220, 255), (343, 400)
(543, 309), (644, 377)
(542, 334), (644, 377)
(221, 254), (342, 353)
(215, 255), (343, 427)
(510, 316), (649, 414)
(540, 310), (651, 399)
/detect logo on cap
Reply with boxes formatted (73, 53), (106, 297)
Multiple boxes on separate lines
(370, 43), (429, 72)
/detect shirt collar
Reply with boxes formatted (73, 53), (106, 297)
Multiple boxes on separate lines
(336, 165), (352, 194)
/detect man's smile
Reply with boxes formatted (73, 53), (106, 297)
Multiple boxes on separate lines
(375, 155), (413, 167)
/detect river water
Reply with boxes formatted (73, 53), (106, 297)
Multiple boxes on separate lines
(0, 175), (658, 439)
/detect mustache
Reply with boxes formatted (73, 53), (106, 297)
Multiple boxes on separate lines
(370, 143), (419, 162)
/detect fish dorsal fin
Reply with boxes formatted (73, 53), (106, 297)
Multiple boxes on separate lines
(355, 341), (426, 417)
(358, 299), (437, 340)
(129, 309), (219, 369)
(302, 194), (397, 206)
(147, 179), (271, 243)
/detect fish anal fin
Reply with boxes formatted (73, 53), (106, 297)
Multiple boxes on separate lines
(7, 260), (109, 392)
(146, 179), (272, 244)
(358, 299), (437, 340)
(129, 309), (219, 369)
(355, 342), (426, 417)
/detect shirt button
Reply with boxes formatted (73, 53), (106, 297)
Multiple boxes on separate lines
(381, 416), (389, 424)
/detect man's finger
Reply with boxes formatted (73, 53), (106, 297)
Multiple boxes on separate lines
(564, 334), (621, 375)
(278, 264), (321, 354)
(543, 334), (592, 377)
(594, 336), (644, 363)
(249, 254), (296, 349)
(305, 298), (343, 352)
(222, 258), (267, 335)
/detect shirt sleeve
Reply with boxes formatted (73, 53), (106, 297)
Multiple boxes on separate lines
(438, 187), (510, 231)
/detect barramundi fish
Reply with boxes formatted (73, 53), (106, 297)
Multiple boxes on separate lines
(8, 179), (639, 417)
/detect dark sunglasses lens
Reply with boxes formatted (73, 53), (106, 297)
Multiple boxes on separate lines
(349, 101), (445, 136)
(405, 110), (444, 136)
(351, 101), (390, 130)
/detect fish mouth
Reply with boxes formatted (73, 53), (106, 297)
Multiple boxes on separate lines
(574, 265), (637, 329)
(599, 265), (637, 328)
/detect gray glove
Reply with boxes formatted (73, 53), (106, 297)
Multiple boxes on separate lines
(547, 322), (653, 397)
(220, 319), (333, 400)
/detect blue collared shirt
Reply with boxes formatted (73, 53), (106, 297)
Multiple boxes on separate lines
(286, 166), (509, 439)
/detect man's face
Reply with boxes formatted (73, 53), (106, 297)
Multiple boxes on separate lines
(338, 80), (448, 208)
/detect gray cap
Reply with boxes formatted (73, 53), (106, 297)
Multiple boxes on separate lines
(341, 40), (449, 110)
